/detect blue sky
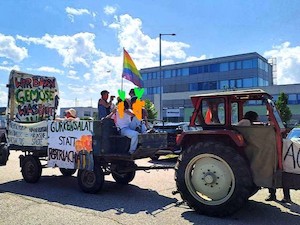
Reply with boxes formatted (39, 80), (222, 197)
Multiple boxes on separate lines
(0, 0), (300, 109)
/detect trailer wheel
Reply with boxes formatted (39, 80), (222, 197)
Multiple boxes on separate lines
(59, 168), (77, 176)
(112, 171), (136, 184)
(175, 142), (252, 217)
(77, 166), (104, 193)
(0, 143), (9, 166)
(21, 155), (42, 183)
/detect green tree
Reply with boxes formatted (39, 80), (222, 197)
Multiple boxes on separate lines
(145, 99), (157, 120)
(275, 92), (292, 124)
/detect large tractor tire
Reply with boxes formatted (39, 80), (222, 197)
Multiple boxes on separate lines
(59, 168), (77, 176)
(21, 155), (42, 183)
(77, 166), (104, 194)
(175, 142), (253, 217)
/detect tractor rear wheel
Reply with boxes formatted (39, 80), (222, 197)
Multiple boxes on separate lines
(175, 142), (253, 217)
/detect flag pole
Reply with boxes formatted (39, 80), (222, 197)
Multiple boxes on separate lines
(121, 77), (124, 91)
(121, 47), (124, 91)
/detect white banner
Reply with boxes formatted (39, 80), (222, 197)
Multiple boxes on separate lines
(47, 120), (94, 170)
(283, 139), (300, 174)
(7, 121), (48, 146)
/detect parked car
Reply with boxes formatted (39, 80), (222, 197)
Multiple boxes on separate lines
(287, 127), (300, 140)
(150, 122), (201, 160)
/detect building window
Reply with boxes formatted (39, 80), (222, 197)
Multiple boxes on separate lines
(236, 79), (242, 88)
(219, 80), (229, 89)
(164, 70), (171, 78)
(252, 58), (258, 68)
(220, 63), (229, 72)
(297, 94), (300, 104)
(176, 69), (182, 76)
(229, 62), (235, 70)
(171, 69), (177, 77)
(242, 77), (257, 87)
(210, 64), (219, 72)
(288, 94), (297, 104)
(229, 80), (235, 88)
(272, 94), (278, 102)
(182, 68), (189, 76)
(189, 83), (198, 91)
(203, 65), (209, 73)
(189, 66), (198, 75)
(198, 66), (203, 73)
(199, 81), (217, 90)
(242, 59), (253, 69)
(142, 73), (147, 80)
(152, 72), (158, 79)
(236, 61), (242, 69)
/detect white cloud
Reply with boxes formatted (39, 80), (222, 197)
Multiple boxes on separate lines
(264, 42), (300, 84)
(35, 66), (64, 74)
(65, 7), (93, 23)
(67, 70), (80, 80)
(65, 7), (91, 16)
(0, 34), (28, 62)
(0, 85), (8, 106)
(186, 55), (207, 62)
(17, 32), (100, 68)
(83, 73), (91, 80)
(108, 14), (190, 69)
(89, 23), (95, 29)
(0, 65), (20, 72)
(104, 6), (117, 15)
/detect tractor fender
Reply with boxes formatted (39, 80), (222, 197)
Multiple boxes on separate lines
(177, 130), (245, 150)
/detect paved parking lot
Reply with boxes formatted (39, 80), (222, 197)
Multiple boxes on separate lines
(0, 151), (300, 225)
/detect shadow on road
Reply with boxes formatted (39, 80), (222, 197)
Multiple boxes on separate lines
(180, 199), (300, 225)
(0, 175), (178, 216)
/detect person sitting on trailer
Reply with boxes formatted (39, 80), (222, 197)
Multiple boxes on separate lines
(106, 100), (139, 154)
(129, 96), (149, 133)
(56, 108), (79, 121)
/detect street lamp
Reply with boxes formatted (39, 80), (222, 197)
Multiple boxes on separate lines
(159, 33), (176, 121)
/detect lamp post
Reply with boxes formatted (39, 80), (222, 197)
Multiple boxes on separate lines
(159, 33), (176, 121)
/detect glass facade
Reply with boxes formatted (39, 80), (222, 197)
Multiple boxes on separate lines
(141, 58), (269, 82)
(140, 54), (273, 102)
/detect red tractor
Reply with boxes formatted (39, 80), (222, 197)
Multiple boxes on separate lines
(174, 89), (300, 217)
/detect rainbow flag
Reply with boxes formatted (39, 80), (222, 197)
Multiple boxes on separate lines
(122, 49), (143, 87)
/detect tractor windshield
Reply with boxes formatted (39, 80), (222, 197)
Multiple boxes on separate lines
(267, 99), (285, 129)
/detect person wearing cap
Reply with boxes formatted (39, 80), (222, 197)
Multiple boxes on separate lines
(56, 108), (79, 121)
(65, 108), (79, 121)
(98, 90), (115, 120)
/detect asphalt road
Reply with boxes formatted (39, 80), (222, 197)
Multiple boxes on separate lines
(0, 151), (300, 225)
